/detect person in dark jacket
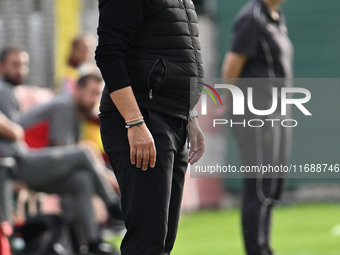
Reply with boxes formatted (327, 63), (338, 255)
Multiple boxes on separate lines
(222, 0), (293, 254)
(95, 0), (205, 254)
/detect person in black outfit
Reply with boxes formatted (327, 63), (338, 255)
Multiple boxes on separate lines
(95, 1), (205, 255)
(222, 0), (293, 254)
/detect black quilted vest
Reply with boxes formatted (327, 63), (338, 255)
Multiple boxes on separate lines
(100, 0), (204, 119)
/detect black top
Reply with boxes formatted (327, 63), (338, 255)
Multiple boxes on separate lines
(95, 0), (204, 120)
(95, 0), (144, 94)
(230, 0), (293, 79)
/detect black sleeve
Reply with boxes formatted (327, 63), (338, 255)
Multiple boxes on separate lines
(95, 0), (144, 94)
(230, 13), (260, 57)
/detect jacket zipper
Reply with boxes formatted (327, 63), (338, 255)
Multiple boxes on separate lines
(148, 58), (167, 99)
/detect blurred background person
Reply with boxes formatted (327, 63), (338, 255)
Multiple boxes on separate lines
(222, 0), (293, 254)
(61, 34), (108, 172)
(0, 47), (119, 255)
(62, 33), (98, 94)
(19, 73), (123, 251)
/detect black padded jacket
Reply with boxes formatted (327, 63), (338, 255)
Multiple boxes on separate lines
(95, 0), (204, 120)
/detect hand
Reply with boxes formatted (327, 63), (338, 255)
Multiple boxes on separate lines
(0, 113), (24, 141)
(188, 117), (205, 164)
(128, 123), (156, 171)
(13, 125), (25, 140)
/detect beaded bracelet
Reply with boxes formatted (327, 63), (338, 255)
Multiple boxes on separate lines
(125, 119), (145, 129)
(125, 116), (144, 124)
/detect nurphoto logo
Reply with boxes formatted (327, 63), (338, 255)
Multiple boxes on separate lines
(196, 79), (312, 128)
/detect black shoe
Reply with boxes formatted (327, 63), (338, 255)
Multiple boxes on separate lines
(88, 240), (120, 255)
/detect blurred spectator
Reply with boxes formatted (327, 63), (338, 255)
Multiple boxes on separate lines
(62, 34), (98, 94)
(19, 73), (122, 218)
(62, 34), (106, 158)
(0, 47), (119, 255)
(222, 0), (293, 254)
(21, 74), (103, 146)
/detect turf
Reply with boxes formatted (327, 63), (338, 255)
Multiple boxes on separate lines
(111, 203), (340, 254)
(173, 203), (340, 255)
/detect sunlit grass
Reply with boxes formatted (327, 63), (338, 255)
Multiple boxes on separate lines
(110, 203), (340, 255)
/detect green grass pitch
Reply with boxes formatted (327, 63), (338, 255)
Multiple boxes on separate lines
(111, 203), (340, 254)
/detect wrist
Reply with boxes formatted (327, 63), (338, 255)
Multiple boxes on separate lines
(189, 109), (198, 122)
(125, 116), (144, 124)
(125, 119), (145, 129)
(188, 117), (198, 127)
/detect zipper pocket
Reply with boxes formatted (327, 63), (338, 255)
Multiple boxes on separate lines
(147, 58), (167, 99)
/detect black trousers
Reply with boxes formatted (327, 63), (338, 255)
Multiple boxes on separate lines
(100, 109), (188, 255)
(232, 115), (291, 255)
